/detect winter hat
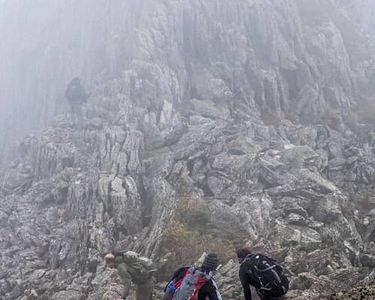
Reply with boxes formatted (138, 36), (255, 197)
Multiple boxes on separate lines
(201, 253), (219, 271)
(236, 247), (252, 260)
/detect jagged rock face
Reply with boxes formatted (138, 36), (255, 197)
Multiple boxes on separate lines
(1, 0), (375, 299)
(332, 285), (375, 300)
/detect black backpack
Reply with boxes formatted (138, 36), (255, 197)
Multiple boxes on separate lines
(242, 254), (289, 298)
(65, 83), (87, 104)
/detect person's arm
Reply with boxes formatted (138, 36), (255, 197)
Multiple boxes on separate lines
(163, 267), (188, 300)
(239, 267), (252, 300)
(115, 262), (131, 298)
(164, 267), (188, 291)
(200, 280), (222, 300)
(162, 290), (174, 300)
(117, 262), (132, 282)
(78, 85), (88, 102)
(172, 267), (188, 281)
(65, 85), (72, 100)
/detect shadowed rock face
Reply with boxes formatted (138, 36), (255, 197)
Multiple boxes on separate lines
(1, 0), (375, 299)
(331, 285), (375, 300)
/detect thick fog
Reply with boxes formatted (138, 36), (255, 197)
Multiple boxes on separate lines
(0, 0), (143, 167)
(1, 1), (375, 298)
(1, 0), (375, 169)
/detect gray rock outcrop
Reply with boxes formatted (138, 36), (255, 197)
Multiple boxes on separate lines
(1, 0), (375, 299)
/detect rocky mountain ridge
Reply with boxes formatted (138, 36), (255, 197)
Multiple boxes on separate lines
(1, 0), (375, 299)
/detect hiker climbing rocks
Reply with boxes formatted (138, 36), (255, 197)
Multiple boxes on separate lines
(104, 251), (156, 300)
(65, 77), (89, 125)
(237, 248), (289, 300)
(162, 253), (223, 300)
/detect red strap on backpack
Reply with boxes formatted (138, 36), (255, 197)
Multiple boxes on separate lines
(174, 268), (209, 300)
(174, 269), (191, 290)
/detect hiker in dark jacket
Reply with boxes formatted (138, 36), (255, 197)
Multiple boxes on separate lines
(65, 77), (89, 125)
(163, 253), (222, 300)
(237, 248), (288, 300)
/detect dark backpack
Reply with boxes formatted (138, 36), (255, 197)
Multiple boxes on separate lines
(65, 83), (87, 104)
(242, 254), (289, 298)
(171, 267), (210, 300)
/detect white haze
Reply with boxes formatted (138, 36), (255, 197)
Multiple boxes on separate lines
(0, 0), (375, 168)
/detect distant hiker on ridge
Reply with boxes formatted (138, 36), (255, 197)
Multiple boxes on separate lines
(65, 77), (89, 125)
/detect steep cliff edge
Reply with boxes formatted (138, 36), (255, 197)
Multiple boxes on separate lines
(1, 1), (375, 299)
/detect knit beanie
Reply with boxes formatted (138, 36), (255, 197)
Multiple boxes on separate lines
(201, 253), (219, 271)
